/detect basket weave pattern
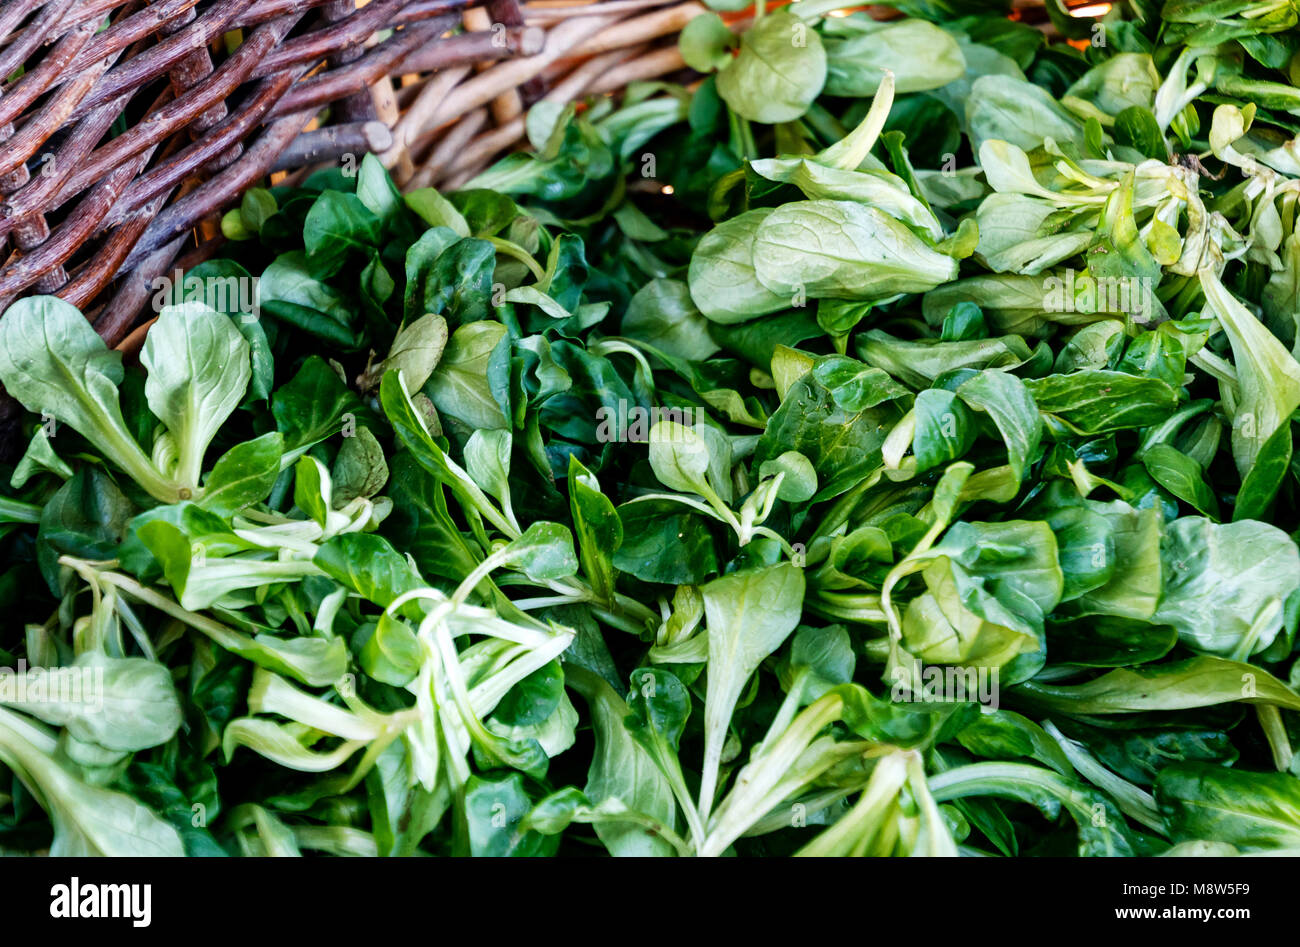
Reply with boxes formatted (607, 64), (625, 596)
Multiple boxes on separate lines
(0, 0), (548, 341)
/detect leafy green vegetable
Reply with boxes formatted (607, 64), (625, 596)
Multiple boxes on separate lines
(2, 0), (1299, 860)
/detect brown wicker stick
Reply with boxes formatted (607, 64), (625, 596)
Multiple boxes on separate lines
(426, 40), (634, 184)
(0, 0), (82, 81)
(586, 43), (684, 93)
(523, 0), (680, 22)
(83, 8), (432, 216)
(118, 107), (318, 273)
(368, 37), (411, 182)
(407, 2), (702, 185)
(0, 90), (136, 241)
(386, 66), (473, 175)
(323, 0), (379, 124)
(93, 230), (201, 347)
(0, 21), (104, 166)
(44, 14), (299, 213)
(431, 41), (648, 189)
(0, 0), (50, 47)
(221, 0), (344, 30)
(249, 0), (413, 78)
(1, 0), (158, 62)
(60, 211), (156, 309)
(488, 0), (547, 104)
(62, 0), (257, 121)
(0, 68), (293, 300)
(423, 40), (644, 188)
(101, 72), (300, 235)
(266, 13), (460, 117)
(437, 2), (698, 127)
(0, 11), (305, 299)
(394, 0), (476, 18)
(399, 24), (545, 73)
(272, 121), (396, 170)
(563, 0), (702, 56)
(160, 6), (230, 151)
(384, 10), (625, 172)
(0, 6), (131, 294)
(60, 0), (210, 80)
(0, 159), (140, 302)
(464, 4), (520, 127)
(0, 0), (547, 346)
(416, 106), (490, 182)
(61, 0), (129, 31)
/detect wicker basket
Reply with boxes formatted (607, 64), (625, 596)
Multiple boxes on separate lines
(0, 0), (1067, 447)
(0, 0), (546, 341)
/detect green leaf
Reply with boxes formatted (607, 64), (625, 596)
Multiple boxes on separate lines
(688, 209), (791, 324)
(625, 667), (691, 756)
(426, 321), (511, 431)
(613, 502), (718, 585)
(258, 251), (363, 349)
(314, 533), (425, 611)
(568, 457), (622, 606)
(331, 427), (389, 506)
(1016, 656), (1300, 714)
(956, 710), (1073, 776)
(0, 707), (184, 856)
(200, 432), (284, 516)
(1140, 444), (1220, 519)
(36, 468), (135, 593)
(757, 354), (908, 499)
(913, 389), (978, 472)
(698, 563), (805, 814)
(359, 614), (422, 687)
(405, 188), (470, 236)
(464, 429), (513, 512)
(1201, 269), (1300, 479)
(823, 17), (966, 97)
(1235, 421), (1292, 521)
(0, 296), (179, 503)
(1151, 517), (1300, 658)
(647, 421), (713, 495)
(1156, 764), (1300, 852)
(501, 522), (578, 583)
(356, 153), (403, 226)
(680, 12), (735, 73)
(303, 190), (382, 277)
(272, 356), (368, 455)
(494, 661), (564, 729)
(956, 370), (1043, 484)
(1115, 105), (1168, 159)
(930, 760), (1134, 856)
(0, 652), (181, 752)
(751, 200), (958, 302)
(358, 314), (448, 394)
(716, 11), (827, 124)
(140, 301), (250, 491)
(465, 772), (559, 856)
(622, 278), (720, 361)
(1024, 371), (1178, 435)
(293, 456), (331, 528)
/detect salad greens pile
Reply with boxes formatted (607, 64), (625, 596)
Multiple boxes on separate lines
(3, 0), (1300, 857)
